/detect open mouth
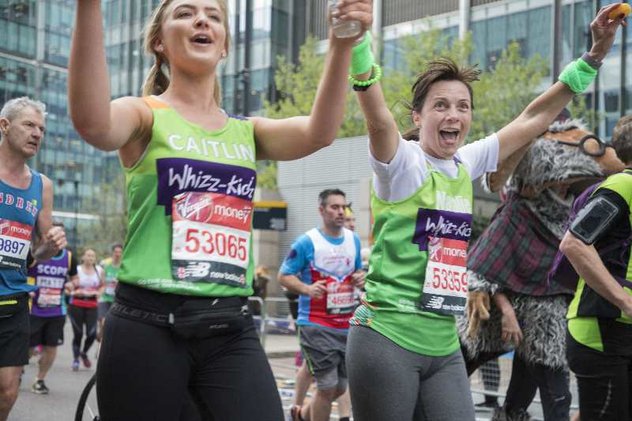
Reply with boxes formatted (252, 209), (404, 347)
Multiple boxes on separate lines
(439, 129), (459, 143)
(191, 34), (213, 45)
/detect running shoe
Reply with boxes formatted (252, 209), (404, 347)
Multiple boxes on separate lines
(80, 352), (92, 369)
(72, 359), (80, 371)
(475, 399), (499, 409)
(31, 379), (49, 395)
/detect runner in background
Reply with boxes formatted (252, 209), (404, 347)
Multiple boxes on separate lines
(67, 248), (104, 371)
(280, 189), (364, 421)
(0, 96), (66, 421)
(27, 224), (78, 394)
(96, 243), (122, 341)
(288, 202), (358, 421)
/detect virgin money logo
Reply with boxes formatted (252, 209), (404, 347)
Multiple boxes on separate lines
(175, 193), (214, 223)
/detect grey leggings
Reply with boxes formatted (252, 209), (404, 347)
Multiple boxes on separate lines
(346, 326), (475, 421)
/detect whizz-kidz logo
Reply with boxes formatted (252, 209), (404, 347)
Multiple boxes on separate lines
(413, 208), (472, 251)
(156, 158), (256, 215)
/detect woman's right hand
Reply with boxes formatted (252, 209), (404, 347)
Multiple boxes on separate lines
(329, 0), (373, 44)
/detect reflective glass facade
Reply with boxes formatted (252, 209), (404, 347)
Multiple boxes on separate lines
(0, 0), (120, 246)
(221, 0), (305, 115)
(380, 0), (631, 140)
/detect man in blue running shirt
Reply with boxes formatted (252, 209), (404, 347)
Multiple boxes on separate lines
(0, 97), (66, 421)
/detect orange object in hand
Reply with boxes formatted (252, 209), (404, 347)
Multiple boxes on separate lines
(608, 3), (631, 20)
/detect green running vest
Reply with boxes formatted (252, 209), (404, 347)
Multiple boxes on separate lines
(118, 97), (257, 297)
(351, 161), (473, 356)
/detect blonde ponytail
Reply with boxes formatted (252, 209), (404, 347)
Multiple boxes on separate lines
(142, 56), (170, 96)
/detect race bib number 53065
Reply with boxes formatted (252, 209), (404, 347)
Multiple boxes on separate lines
(171, 192), (252, 286)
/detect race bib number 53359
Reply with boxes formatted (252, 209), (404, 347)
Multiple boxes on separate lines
(420, 236), (468, 316)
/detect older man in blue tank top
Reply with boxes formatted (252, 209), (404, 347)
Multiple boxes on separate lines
(0, 97), (66, 421)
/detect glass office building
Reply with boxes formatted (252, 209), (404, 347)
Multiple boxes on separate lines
(1, 0), (628, 245)
(0, 0), (118, 246)
(309, 0), (630, 139)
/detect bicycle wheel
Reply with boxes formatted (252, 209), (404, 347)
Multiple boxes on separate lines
(75, 372), (99, 421)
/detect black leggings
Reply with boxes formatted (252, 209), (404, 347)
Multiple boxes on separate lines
(567, 332), (632, 420)
(465, 348), (571, 421)
(68, 305), (98, 359)
(96, 286), (283, 421)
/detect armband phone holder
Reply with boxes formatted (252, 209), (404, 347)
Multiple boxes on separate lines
(570, 196), (619, 245)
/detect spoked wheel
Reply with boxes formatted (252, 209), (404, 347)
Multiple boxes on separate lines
(75, 372), (99, 421)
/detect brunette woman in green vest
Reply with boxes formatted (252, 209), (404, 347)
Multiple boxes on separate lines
(67, 0), (372, 419)
(344, 5), (624, 421)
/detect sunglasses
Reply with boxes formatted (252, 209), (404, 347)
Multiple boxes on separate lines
(551, 134), (611, 157)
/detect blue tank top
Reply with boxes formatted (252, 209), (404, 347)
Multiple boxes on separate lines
(0, 169), (43, 296)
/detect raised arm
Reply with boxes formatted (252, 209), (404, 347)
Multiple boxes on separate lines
(68, 0), (151, 153)
(253, 0), (373, 161)
(495, 3), (624, 163)
(351, 33), (399, 164)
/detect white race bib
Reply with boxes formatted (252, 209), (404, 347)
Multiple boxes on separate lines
(171, 192), (252, 286)
(0, 219), (32, 269)
(420, 237), (468, 316)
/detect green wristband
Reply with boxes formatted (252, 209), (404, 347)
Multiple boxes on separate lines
(558, 58), (598, 94)
(350, 32), (375, 76)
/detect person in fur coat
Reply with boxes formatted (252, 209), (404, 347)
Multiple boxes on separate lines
(459, 114), (624, 421)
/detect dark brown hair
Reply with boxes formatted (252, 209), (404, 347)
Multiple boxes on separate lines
(612, 115), (632, 165)
(403, 58), (480, 141)
(318, 189), (346, 207)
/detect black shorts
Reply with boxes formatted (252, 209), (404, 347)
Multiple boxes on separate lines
(29, 315), (65, 347)
(0, 293), (30, 368)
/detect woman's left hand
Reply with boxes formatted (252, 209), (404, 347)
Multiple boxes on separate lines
(589, 3), (627, 62)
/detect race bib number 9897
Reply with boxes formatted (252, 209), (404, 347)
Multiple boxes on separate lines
(0, 219), (32, 269)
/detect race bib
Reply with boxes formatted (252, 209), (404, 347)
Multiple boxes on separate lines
(420, 237), (468, 316)
(171, 192), (252, 286)
(0, 219), (32, 269)
(326, 281), (355, 315)
(105, 281), (117, 296)
(36, 288), (62, 307)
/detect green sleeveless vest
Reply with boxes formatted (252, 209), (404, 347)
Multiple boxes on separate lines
(118, 97), (257, 297)
(351, 162), (473, 356)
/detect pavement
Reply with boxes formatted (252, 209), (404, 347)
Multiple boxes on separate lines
(9, 320), (554, 421)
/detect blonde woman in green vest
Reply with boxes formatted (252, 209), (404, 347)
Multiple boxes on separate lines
(344, 5), (624, 421)
(67, 0), (372, 419)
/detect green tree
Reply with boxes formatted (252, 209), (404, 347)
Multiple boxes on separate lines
(469, 41), (548, 140)
(79, 175), (127, 257)
(261, 28), (591, 188)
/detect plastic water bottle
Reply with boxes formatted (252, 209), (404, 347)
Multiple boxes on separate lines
(329, 0), (362, 38)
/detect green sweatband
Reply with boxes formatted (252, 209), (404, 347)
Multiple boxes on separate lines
(350, 32), (374, 76)
(558, 58), (598, 94)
